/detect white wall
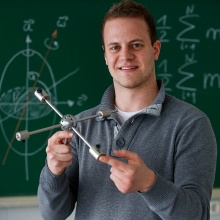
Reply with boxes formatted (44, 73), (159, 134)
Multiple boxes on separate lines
(0, 206), (76, 220)
(0, 196), (75, 220)
(0, 190), (220, 220)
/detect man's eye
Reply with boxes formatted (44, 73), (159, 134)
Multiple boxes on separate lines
(133, 44), (142, 49)
(110, 45), (119, 51)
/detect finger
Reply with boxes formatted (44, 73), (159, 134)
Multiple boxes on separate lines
(47, 149), (73, 162)
(113, 149), (139, 162)
(48, 131), (73, 144)
(46, 143), (71, 154)
(109, 172), (131, 194)
(99, 154), (128, 171)
(62, 137), (72, 145)
(110, 166), (125, 177)
(54, 151), (73, 162)
(110, 171), (122, 184)
(46, 143), (73, 163)
(46, 156), (72, 176)
(99, 155), (119, 166)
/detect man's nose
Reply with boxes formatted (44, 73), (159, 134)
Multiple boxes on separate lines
(119, 47), (134, 61)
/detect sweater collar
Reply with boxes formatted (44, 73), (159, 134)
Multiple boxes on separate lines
(97, 80), (165, 119)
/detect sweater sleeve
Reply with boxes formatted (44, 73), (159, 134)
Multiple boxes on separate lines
(140, 116), (217, 220)
(37, 158), (79, 220)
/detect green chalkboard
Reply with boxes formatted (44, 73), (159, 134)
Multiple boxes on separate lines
(0, 0), (219, 196)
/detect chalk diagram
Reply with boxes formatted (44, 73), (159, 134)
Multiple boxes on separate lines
(0, 17), (86, 181)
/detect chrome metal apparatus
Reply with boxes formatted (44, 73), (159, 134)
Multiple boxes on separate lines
(16, 88), (117, 160)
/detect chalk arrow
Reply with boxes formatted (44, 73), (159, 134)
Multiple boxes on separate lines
(67, 100), (74, 107)
(26, 35), (32, 44)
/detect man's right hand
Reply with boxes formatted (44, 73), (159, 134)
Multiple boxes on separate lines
(46, 130), (74, 175)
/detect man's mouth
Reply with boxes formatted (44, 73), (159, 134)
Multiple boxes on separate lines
(120, 66), (137, 70)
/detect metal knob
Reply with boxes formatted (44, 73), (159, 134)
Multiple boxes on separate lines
(34, 88), (50, 103)
(16, 130), (30, 141)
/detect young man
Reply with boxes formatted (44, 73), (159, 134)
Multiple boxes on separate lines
(38, 1), (217, 219)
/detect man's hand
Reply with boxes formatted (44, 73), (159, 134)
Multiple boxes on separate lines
(99, 150), (156, 194)
(46, 130), (74, 176)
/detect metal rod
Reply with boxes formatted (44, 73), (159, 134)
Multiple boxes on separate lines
(45, 99), (63, 118)
(69, 127), (93, 149)
(76, 114), (100, 122)
(16, 124), (62, 141)
(29, 124), (61, 135)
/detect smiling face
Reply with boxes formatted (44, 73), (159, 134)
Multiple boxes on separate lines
(103, 17), (161, 90)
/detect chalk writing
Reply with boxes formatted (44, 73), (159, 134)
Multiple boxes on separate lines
(57, 16), (69, 28)
(0, 16), (84, 182)
(204, 73), (220, 89)
(156, 15), (172, 91)
(176, 5), (199, 104)
(157, 59), (172, 92)
(157, 15), (171, 43)
(206, 28), (220, 40)
(23, 19), (35, 32)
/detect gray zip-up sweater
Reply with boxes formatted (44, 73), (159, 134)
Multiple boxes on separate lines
(38, 81), (217, 220)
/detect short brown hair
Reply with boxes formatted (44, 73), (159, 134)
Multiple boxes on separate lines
(101, 0), (157, 46)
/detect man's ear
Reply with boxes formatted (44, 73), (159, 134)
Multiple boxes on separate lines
(153, 40), (161, 60)
(102, 46), (108, 65)
(104, 56), (108, 65)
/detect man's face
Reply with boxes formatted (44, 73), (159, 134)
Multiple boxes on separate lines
(103, 17), (161, 90)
